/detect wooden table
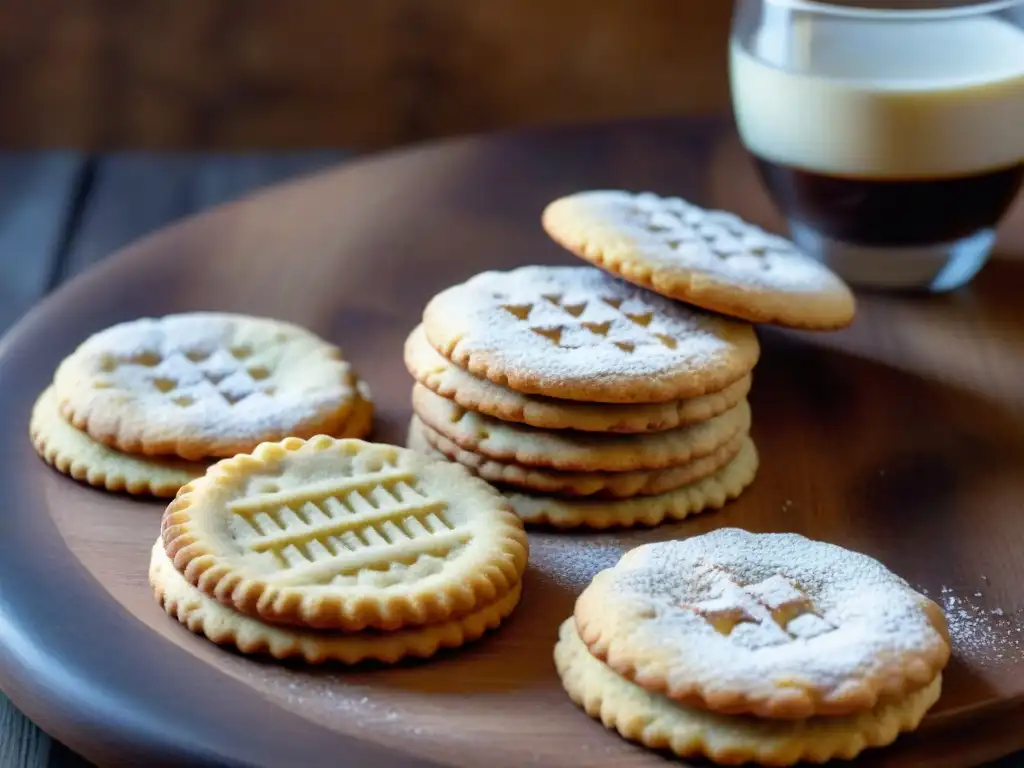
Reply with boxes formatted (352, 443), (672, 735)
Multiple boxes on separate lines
(0, 118), (1022, 768)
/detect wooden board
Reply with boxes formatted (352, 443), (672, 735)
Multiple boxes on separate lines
(0, 118), (1023, 768)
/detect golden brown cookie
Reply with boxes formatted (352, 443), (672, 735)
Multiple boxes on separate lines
(574, 529), (950, 718)
(162, 436), (528, 631)
(542, 190), (856, 330)
(407, 420), (759, 530)
(414, 415), (744, 498)
(54, 312), (360, 460)
(30, 380), (375, 496)
(555, 619), (941, 766)
(422, 266), (759, 403)
(405, 324), (752, 433)
(413, 383), (750, 472)
(151, 540), (522, 665)
(30, 386), (207, 497)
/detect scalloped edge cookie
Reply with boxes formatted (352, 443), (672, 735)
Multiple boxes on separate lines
(405, 324), (753, 433)
(31, 386), (208, 497)
(542, 190), (856, 330)
(574, 529), (951, 718)
(422, 266), (760, 403)
(415, 415), (744, 498)
(151, 539), (522, 664)
(54, 312), (360, 459)
(162, 435), (529, 631)
(30, 381), (375, 497)
(406, 419), (759, 530)
(554, 619), (940, 766)
(413, 383), (751, 472)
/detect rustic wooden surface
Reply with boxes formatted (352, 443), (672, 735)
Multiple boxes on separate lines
(0, 0), (732, 150)
(0, 122), (1022, 766)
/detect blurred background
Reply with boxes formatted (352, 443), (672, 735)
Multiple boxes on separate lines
(0, 0), (746, 339)
(0, 0), (731, 149)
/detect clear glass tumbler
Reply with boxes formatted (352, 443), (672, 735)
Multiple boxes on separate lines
(729, 0), (1024, 291)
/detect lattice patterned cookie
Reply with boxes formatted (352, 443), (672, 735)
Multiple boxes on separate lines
(542, 190), (856, 330)
(554, 619), (941, 766)
(414, 415), (744, 498)
(54, 312), (360, 460)
(407, 420), (759, 530)
(574, 529), (950, 718)
(162, 436), (528, 631)
(422, 266), (759, 403)
(150, 540), (522, 664)
(413, 384), (750, 472)
(404, 324), (752, 433)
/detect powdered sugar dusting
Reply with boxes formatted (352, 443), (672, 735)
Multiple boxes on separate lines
(586, 529), (949, 707)
(54, 312), (355, 448)
(937, 585), (1023, 665)
(532, 536), (626, 589)
(422, 266), (758, 401)
(553, 190), (846, 293)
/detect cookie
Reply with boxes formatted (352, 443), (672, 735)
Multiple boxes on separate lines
(415, 415), (745, 498)
(54, 312), (360, 460)
(554, 619), (941, 766)
(151, 540), (522, 664)
(574, 529), (950, 719)
(413, 383), (751, 472)
(542, 190), (856, 330)
(407, 421), (759, 530)
(29, 380), (375, 497)
(405, 324), (752, 433)
(162, 436), (529, 631)
(422, 266), (759, 403)
(30, 386), (206, 497)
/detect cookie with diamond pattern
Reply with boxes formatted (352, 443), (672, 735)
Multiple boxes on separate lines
(53, 312), (360, 460)
(574, 529), (949, 719)
(161, 436), (528, 631)
(543, 190), (856, 330)
(422, 266), (759, 404)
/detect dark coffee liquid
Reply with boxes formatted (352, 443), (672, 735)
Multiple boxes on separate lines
(754, 157), (1024, 246)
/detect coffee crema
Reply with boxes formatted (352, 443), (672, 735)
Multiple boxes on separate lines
(730, 14), (1024, 247)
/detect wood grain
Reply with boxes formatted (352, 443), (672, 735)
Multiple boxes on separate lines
(0, 154), (85, 330)
(0, 118), (1023, 767)
(0, 0), (732, 149)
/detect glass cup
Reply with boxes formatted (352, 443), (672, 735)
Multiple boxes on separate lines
(729, 0), (1024, 291)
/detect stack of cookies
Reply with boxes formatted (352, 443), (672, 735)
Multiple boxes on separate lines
(405, 265), (762, 529)
(153, 436), (529, 664)
(556, 529), (950, 765)
(30, 311), (373, 497)
(406, 189), (857, 529)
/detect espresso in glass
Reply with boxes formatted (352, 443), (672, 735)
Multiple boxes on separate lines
(730, 1), (1024, 291)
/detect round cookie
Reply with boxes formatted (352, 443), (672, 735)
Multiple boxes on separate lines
(414, 415), (745, 498)
(162, 436), (528, 631)
(30, 385), (206, 497)
(554, 619), (941, 766)
(405, 324), (752, 433)
(151, 540), (522, 665)
(422, 266), (759, 403)
(542, 190), (856, 330)
(406, 420), (759, 530)
(54, 312), (360, 460)
(413, 383), (751, 472)
(30, 380), (375, 497)
(574, 529), (950, 718)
